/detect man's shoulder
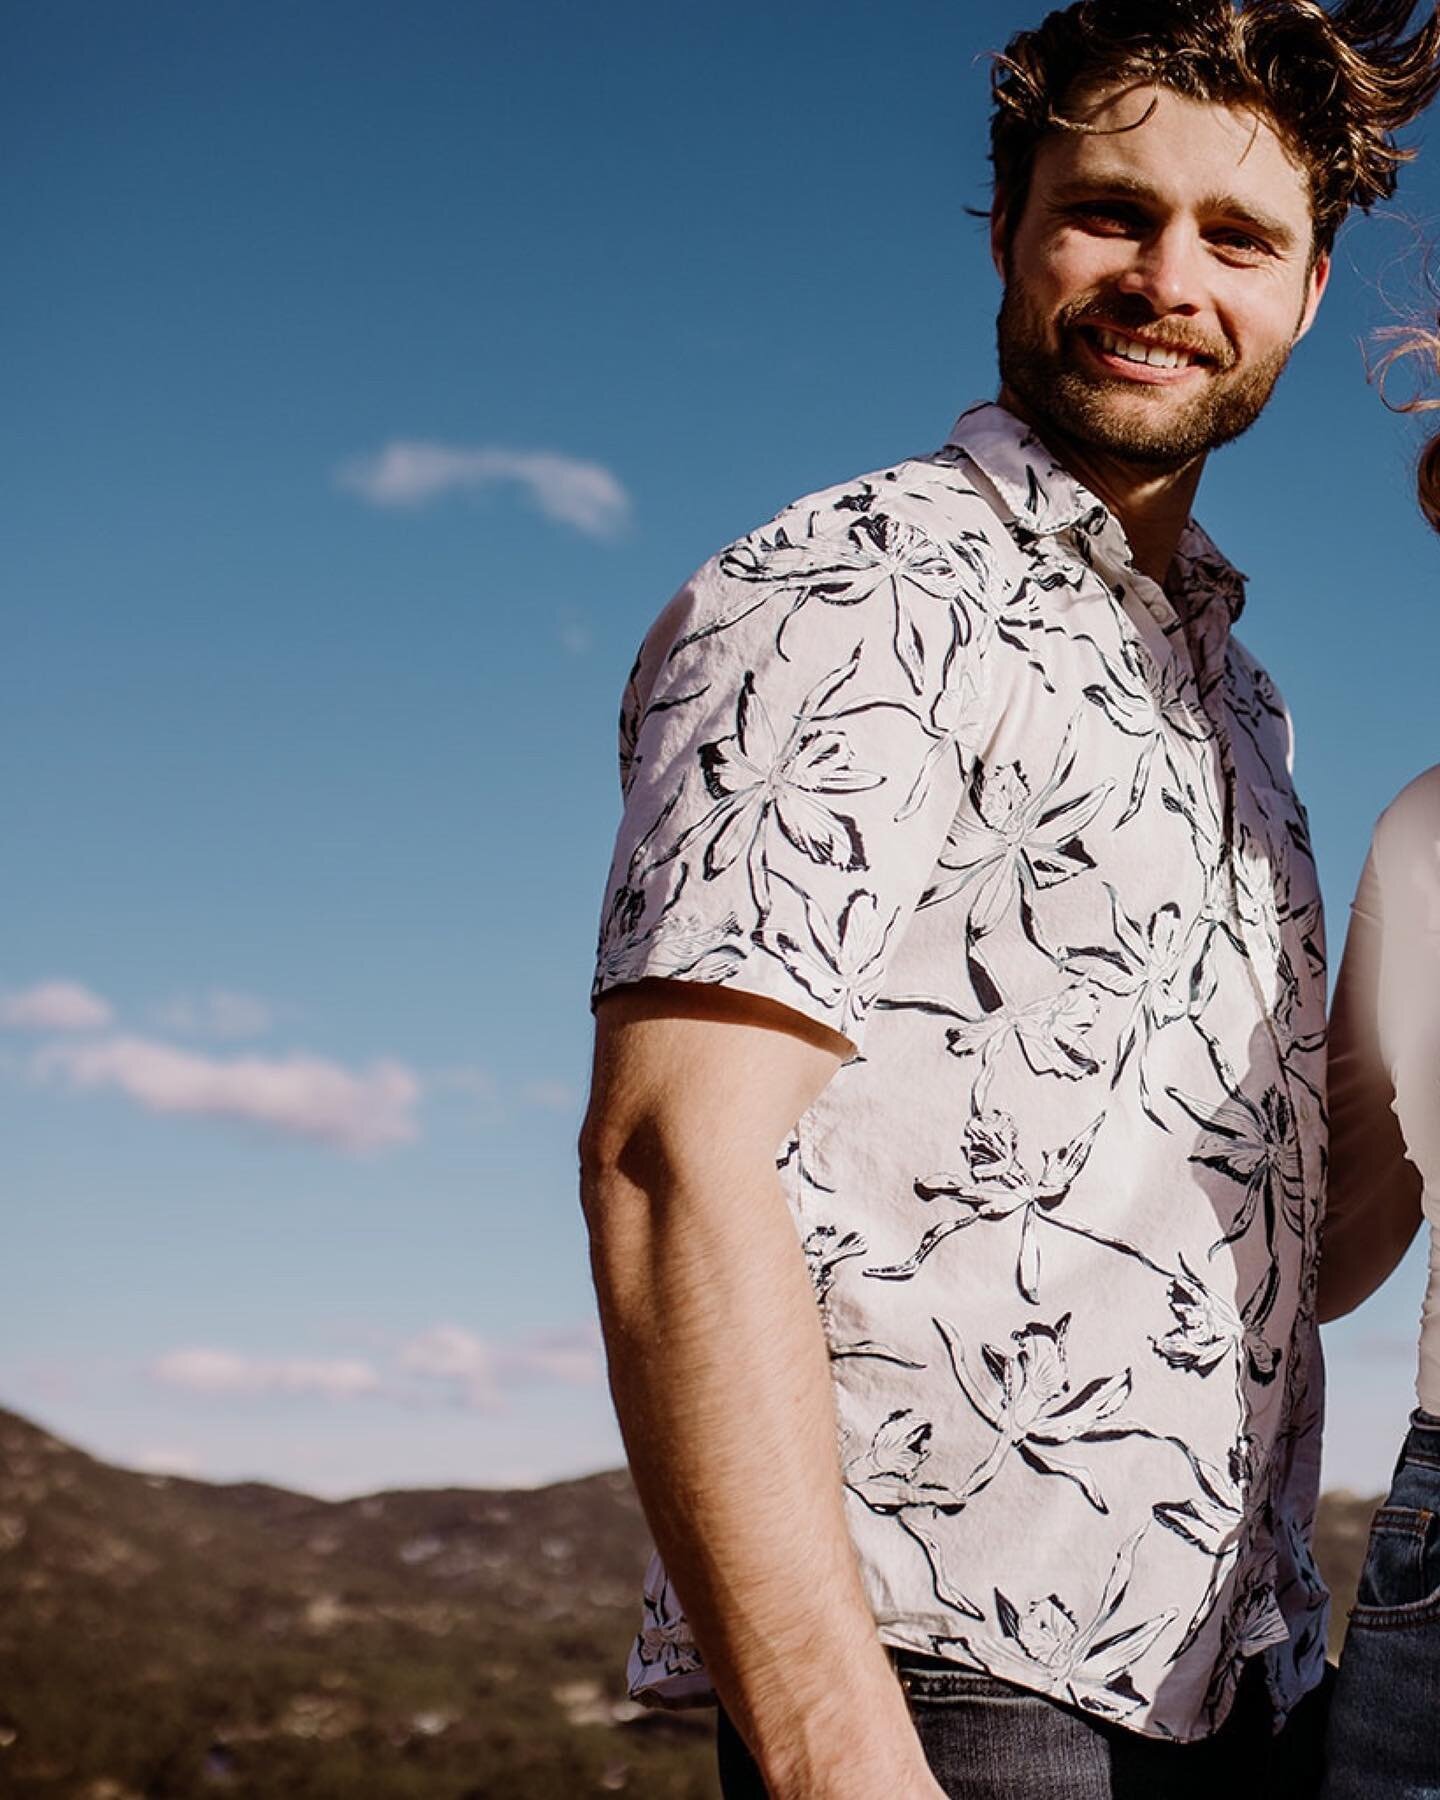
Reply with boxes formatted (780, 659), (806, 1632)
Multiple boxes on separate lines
(670, 439), (1021, 629)
(739, 441), (1015, 556)
(629, 414), (1036, 691)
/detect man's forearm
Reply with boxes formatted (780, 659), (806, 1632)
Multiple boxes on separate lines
(584, 1147), (936, 1800)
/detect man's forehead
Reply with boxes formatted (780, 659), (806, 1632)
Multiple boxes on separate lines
(1042, 83), (1314, 217)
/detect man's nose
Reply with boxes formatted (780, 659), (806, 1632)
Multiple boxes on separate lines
(1114, 224), (1203, 314)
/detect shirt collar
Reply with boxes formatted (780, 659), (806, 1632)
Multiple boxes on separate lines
(945, 401), (1247, 631)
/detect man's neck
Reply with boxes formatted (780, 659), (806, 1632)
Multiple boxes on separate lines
(997, 386), (1205, 589)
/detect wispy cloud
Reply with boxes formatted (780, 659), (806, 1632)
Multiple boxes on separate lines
(556, 609), (593, 657)
(150, 1348), (383, 1398)
(34, 1036), (420, 1153)
(398, 1324), (500, 1410)
(398, 1323), (602, 1410)
(152, 989), (277, 1040)
(504, 1325), (604, 1387)
(334, 441), (631, 538)
(144, 1324), (603, 1413)
(0, 980), (113, 1033)
(432, 1064), (504, 1125)
(519, 1079), (580, 1114)
(432, 1069), (579, 1124)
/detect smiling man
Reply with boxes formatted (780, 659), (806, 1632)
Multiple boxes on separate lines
(580, 5), (1440, 1797)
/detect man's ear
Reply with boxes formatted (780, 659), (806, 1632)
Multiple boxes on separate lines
(1295, 249), (1331, 344)
(990, 194), (1011, 279)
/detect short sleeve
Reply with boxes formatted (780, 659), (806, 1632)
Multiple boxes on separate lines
(592, 497), (993, 1049)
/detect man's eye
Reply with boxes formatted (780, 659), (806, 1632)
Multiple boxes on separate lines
(1211, 230), (1270, 258)
(1072, 204), (1142, 232)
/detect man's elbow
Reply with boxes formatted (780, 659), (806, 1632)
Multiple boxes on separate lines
(577, 1103), (630, 1237)
(577, 1100), (674, 1254)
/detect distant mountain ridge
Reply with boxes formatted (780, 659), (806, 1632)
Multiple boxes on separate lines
(0, 1405), (1381, 1798)
(0, 1404), (712, 1798)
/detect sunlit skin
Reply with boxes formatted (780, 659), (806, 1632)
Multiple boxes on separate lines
(994, 84), (1331, 585)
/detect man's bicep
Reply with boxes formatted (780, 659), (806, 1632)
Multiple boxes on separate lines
(584, 979), (848, 1178)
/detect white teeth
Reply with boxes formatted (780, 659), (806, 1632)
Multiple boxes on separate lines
(1095, 327), (1193, 370)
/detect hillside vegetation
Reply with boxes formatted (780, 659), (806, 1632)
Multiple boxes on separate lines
(0, 1407), (1378, 1798)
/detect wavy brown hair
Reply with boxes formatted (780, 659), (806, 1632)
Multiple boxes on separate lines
(991, 0), (1440, 255)
(1374, 319), (1440, 527)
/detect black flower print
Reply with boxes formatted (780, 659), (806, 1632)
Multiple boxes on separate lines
(1078, 629), (1212, 826)
(635, 1557), (705, 1682)
(1153, 1453), (1245, 1563)
(1152, 1254), (1282, 1388)
(844, 1409), (965, 1514)
(618, 665), (713, 797)
(900, 1512), (984, 1621)
(1169, 1070), (1306, 1253)
(984, 568), (1081, 694)
(648, 647), (884, 912)
(671, 510), (984, 695)
(936, 1314), (1136, 1515)
(894, 610), (986, 822)
(803, 1224), (867, 1303)
(1227, 659), (1292, 792)
(1062, 888), (1208, 1124)
(922, 720), (1113, 940)
(867, 1109), (1103, 1301)
(883, 941), (1104, 1107)
(944, 977), (1103, 1102)
(763, 881), (901, 1039)
(1202, 1565), (1290, 1720)
(596, 865), (748, 990)
(942, 1527), (1177, 1722)
(806, 1223), (924, 1368)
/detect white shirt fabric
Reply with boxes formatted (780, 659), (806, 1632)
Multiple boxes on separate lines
(1328, 766), (1440, 1411)
(592, 404), (1329, 1743)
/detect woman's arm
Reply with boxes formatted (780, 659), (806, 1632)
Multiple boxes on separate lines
(1318, 849), (1425, 1322)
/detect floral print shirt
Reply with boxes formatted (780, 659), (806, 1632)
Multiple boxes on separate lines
(592, 403), (1328, 1744)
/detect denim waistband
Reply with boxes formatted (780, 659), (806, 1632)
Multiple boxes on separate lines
(1402, 1407), (1440, 1466)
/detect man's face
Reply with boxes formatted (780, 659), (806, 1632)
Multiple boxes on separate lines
(994, 84), (1330, 471)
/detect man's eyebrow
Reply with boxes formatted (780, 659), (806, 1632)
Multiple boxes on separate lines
(1048, 174), (1300, 251)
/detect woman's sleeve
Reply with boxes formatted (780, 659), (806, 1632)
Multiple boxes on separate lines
(1318, 844), (1425, 1321)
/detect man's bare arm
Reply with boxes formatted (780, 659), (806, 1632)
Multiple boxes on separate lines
(580, 981), (944, 1800)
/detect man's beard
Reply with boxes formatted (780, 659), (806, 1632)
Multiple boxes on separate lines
(996, 283), (1297, 472)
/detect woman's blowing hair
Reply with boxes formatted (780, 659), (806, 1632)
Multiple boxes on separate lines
(1374, 320), (1440, 529)
(991, 0), (1440, 254)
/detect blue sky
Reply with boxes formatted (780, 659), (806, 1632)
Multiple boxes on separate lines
(6, 0), (1440, 1499)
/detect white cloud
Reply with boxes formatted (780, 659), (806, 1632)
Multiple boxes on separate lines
(0, 980), (113, 1033)
(519, 1079), (580, 1114)
(436, 1066), (498, 1101)
(335, 441), (630, 538)
(398, 1323), (603, 1410)
(434, 1065), (504, 1125)
(150, 1348), (382, 1399)
(152, 989), (276, 1040)
(556, 611), (593, 657)
(34, 1035), (420, 1153)
(140, 1324), (603, 1418)
(399, 1324), (499, 1409)
(506, 1325), (604, 1387)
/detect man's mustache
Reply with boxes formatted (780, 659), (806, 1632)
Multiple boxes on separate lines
(1060, 296), (1235, 369)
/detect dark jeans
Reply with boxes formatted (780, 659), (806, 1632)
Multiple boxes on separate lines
(1322, 1409), (1440, 1800)
(718, 1654), (1331, 1799)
